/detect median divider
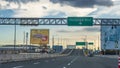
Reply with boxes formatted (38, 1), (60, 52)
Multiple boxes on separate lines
(0, 53), (66, 63)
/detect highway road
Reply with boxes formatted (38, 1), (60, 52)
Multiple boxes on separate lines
(0, 49), (118, 68)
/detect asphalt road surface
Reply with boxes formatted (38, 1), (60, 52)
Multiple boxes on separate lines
(0, 49), (118, 68)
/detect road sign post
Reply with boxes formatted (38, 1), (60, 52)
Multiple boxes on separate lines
(67, 17), (93, 26)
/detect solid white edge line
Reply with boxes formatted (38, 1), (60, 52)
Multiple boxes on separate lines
(33, 62), (40, 64)
(12, 66), (23, 68)
(63, 66), (66, 68)
(67, 63), (71, 66)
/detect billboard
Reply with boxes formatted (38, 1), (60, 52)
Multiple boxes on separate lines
(30, 29), (49, 44)
(101, 26), (120, 50)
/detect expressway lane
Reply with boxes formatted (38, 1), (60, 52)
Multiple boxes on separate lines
(0, 56), (78, 68)
(68, 56), (117, 68)
(0, 56), (117, 68)
(0, 49), (118, 68)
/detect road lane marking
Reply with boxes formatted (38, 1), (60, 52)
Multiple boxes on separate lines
(70, 61), (73, 63)
(64, 57), (79, 68)
(68, 56), (79, 67)
(70, 56), (78, 63)
(12, 66), (23, 68)
(34, 62), (40, 64)
(67, 63), (71, 66)
(63, 66), (66, 68)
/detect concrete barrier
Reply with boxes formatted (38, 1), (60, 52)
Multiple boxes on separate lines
(0, 53), (67, 63)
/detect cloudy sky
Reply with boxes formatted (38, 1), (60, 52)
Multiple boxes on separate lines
(0, 0), (120, 48)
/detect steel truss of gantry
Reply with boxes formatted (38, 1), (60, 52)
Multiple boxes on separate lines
(0, 18), (120, 26)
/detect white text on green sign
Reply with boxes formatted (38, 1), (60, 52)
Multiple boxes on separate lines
(67, 17), (93, 26)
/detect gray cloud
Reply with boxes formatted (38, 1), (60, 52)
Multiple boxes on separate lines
(56, 30), (72, 33)
(57, 27), (100, 33)
(50, 0), (113, 8)
(82, 27), (100, 32)
(4, 0), (40, 9)
(4, 0), (39, 4)
(42, 6), (47, 10)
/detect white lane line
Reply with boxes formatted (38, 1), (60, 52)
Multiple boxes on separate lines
(67, 63), (71, 66)
(70, 61), (73, 63)
(63, 66), (66, 68)
(64, 57), (78, 67)
(33, 62), (40, 64)
(12, 66), (23, 68)
(68, 56), (79, 66)
(70, 56), (78, 63)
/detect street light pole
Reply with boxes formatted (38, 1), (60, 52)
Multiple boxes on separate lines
(98, 36), (99, 51)
(14, 21), (16, 53)
(58, 37), (59, 45)
(52, 35), (54, 46)
(23, 31), (25, 45)
(26, 32), (28, 52)
(84, 35), (87, 49)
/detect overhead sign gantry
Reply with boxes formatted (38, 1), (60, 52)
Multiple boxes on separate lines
(68, 17), (93, 26)
(0, 17), (120, 25)
(0, 17), (120, 52)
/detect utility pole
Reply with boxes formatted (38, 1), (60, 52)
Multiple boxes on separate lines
(61, 37), (62, 45)
(14, 21), (16, 53)
(98, 36), (99, 51)
(23, 31), (25, 45)
(84, 35), (87, 50)
(26, 32), (28, 52)
(52, 35), (54, 46)
(58, 37), (59, 45)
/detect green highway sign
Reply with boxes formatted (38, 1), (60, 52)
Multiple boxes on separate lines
(88, 42), (94, 45)
(76, 42), (86, 46)
(67, 17), (93, 26)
